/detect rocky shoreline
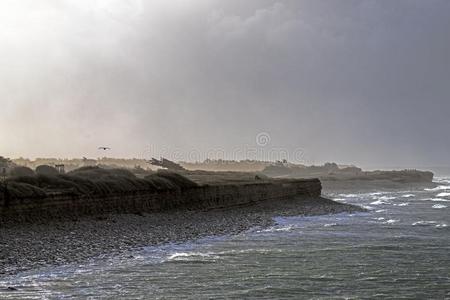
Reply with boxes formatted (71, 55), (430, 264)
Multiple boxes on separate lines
(0, 196), (364, 276)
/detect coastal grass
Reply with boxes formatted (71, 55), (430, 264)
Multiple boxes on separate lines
(1, 167), (198, 199)
(9, 166), (35, 177)
(35, 165), (59, 176)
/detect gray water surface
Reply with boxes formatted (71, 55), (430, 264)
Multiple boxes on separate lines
(1, 178), (450, 299)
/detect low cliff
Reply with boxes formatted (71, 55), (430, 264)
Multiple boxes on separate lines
(0, 178), (321, 223)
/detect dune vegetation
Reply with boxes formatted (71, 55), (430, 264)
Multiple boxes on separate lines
(0, 166), (198, 200)
(35, 165), (59, 176)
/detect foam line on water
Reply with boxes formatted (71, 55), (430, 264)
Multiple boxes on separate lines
(370, 200), (389, 205)
(432, 204), (447, 209)
(422, 198), (450, 202)
(401, 194), (415, 198)
(425, 186), (450, 191)
(436, 192), (450, 197)
(382, 219), (399, 224)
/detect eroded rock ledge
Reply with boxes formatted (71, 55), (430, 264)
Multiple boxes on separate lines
(1, 178), (321, 224)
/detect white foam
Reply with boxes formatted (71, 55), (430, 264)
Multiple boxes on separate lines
(370, 200), (388, 205)
(369, 192), (384, 196)
(436, 223), (448, 228)
(432, 198), (450, 202)
(260, 225), (294, 233)
(378, 196), (396, 201)
(393, 203), (409, 207)
(412, 221), (438, 226)
(324, 223), (337, 227)
(437, 192), (450, 197)
(383, 219), (399, 224)
(432, 204), (447, 209)
(425, 185), (450, 191)
(421, 198), (450, 202)
(168, 252), (219, 261)
(401, 194), (415, 198)
(339, 194), (359, 198)
(362, 205), (374, 210)
(375, 209), (386, 213)
(435, 178), (450, 184)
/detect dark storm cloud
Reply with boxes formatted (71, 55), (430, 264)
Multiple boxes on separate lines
(1, 0), (449, 167)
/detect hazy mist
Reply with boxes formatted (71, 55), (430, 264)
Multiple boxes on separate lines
(1, 0), (449, 168)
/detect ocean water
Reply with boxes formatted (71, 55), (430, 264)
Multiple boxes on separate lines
(1, 178), (450, 299)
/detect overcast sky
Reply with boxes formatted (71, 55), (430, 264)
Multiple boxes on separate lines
(1, 0), (449, 168)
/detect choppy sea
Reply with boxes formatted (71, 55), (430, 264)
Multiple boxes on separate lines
(1, 178), (449, 299)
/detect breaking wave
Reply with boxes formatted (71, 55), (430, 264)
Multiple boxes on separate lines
(436, 192), (450, 197)
(383, 219), (399, 224)
(422, 198), (450, 202)
(401, 194), (415, 198)
(432, 204), (447, 209)
(168, 252), (220, 261)
(412, 221), (447, 228)
(370, 200), (389, 205)
(425, 186), (450, 191)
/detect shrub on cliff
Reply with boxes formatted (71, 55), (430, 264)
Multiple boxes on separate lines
(36, 165), (59, 176)
(10, 166), (35, 177)
(68, 166), (136, 180)
(144, 174), (178, 190)
(58, 174), (102, 194)
(60, 171), (156, 194)
(131, 165), (154, 176)
(7, 175), (39, 186)
(0, 181), (46, 199)
(37, 175), (88, 193)
(147, 171), (198, 189)
(9, 175), (86, 194)
(2, 167), (199, 199)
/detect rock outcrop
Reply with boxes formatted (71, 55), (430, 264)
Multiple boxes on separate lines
(0, 178), (321, 224)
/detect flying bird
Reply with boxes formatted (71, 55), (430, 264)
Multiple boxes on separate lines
(98, 147), (111, 150)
